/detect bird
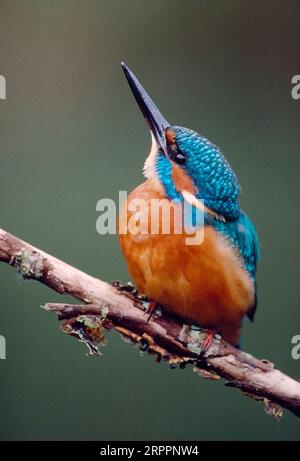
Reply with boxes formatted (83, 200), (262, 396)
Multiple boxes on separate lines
(118, 62), (259, 347)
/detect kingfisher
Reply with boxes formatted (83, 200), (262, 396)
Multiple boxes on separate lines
(119, 62), (259, 347)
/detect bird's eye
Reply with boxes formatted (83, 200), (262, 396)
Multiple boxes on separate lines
(172, 151), (186, 165)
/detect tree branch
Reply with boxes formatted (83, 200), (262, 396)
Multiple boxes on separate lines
(0, 227), (299, 419)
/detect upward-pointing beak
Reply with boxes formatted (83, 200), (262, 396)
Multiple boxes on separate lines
(121, 62), (171, 157)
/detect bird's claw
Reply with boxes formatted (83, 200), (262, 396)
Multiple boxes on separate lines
(145, 301), (157, 323)
(201, 330), (215, 355)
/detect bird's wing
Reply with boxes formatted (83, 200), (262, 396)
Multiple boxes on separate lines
(208, 210), (259, 320)
(231, 211), (260, 321)
(235, 212), (259, 279)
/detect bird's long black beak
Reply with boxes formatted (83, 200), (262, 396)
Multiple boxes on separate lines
(121, 62), (171, 156)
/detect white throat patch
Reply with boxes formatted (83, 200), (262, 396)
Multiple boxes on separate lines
(143, 133), (158, 179)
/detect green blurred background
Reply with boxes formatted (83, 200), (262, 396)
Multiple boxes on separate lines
(0, 0), (299, 441)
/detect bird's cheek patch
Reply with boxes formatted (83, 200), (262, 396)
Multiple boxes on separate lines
(171, 163), (197, 195)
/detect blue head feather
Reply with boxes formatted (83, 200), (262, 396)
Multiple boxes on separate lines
(156, 126), (240, 220)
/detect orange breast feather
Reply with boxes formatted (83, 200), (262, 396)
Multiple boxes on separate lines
(119, 179), (254, 345)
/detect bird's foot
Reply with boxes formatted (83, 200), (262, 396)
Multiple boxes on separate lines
(190, 325), (216, 355)
(201, 329), (215, 355)
(145, 300), (158, 323)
